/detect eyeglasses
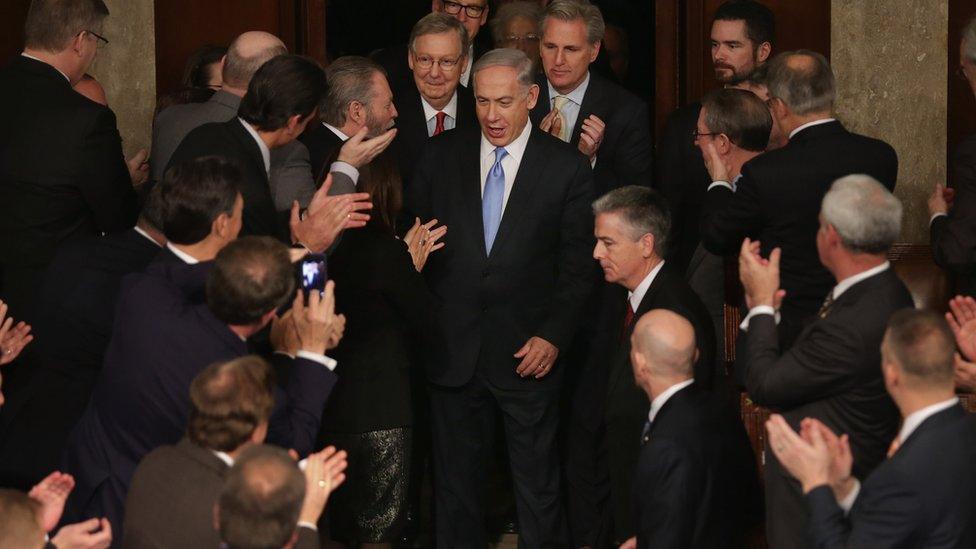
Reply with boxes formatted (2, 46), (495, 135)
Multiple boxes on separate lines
(691, 129), (719, 139)
(84, 29), (109, 45)
(441, 0), (486, 18)
(413, 54), (462, 71)
(500, 34), (539, 46)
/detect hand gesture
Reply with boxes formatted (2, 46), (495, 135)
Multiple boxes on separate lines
(539, 108), (562, 138)
(291, 281), (338, 355)
(126, 149), (149, 186)
(947, 295), (976, 361)
(702, 141), (731, 184)
(766, 414), (832, 494)
(270, 309), (301, 357)
(0, 300), (33, 366)
(738, 238), (785, 310)
(954, 353), (976, 392)
(799, 418), (854, 500)
(404, 217), (447, 271)
(577, 115), (605, 159)
(51, 517), (112, 549)
(29, 471), (75, 532)
(327, 314), (346, 351)
(619, 537), (637, 549)
(298, 445), (348, 524)
(928, 182), (952, 217)
(514, 336), (559, 379)
(337, 126), (397, 168)
(290, 174), (372, 253)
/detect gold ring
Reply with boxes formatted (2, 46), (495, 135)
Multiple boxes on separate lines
(317, 480), (327, 488)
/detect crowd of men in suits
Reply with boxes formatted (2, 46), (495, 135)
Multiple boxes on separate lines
(2, 0), (976, 548)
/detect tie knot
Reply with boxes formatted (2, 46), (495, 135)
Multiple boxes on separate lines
(553, 95), (571, 111)
(435, 111), (447, 123)
(494, 147), (508, 164)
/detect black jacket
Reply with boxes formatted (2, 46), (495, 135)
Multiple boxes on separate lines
(299, 122), (345, 184)
(931, 134), (976, 296)
(407, 125), (596, 390)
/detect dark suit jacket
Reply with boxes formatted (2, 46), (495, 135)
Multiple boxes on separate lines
(167, 119), (290, 242)
(932, 134), (976, 296)
(0, 56), (138, 319)
(392, 84), (477, 189)
(530, 72), (653, 195)
(299, 123), (346, 186)
(806, 405), (976, 549)
(737, 268), (913, 547)
(407, 126), (596, 390)
(656, 102), (709, 274)
(633, 384), (760, 549)
(123, 438), (319, 549)
(701, 121), (898, 331)
(62, 252), (337, 530)
(0, 229), (160, 488)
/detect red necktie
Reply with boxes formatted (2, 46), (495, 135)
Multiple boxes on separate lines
(621, 302), (636, 342)
(433, 111), (447, 136)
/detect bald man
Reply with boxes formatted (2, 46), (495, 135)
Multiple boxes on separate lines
(621, 310), (760, 549)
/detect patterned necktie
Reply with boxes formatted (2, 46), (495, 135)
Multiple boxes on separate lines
(482, 147), (508, 252)
(433, 111), (447, 136)
(621, 301), (635, 342)
(552, 95), (571, 142)
(817, 291), (836, 319)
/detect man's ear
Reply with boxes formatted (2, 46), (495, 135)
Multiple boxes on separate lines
(287, 113), (305, 135)
(756, 42), (772, 64)
(526, 83), (540, 110)
(213, 212), (230, 239)
(70, 32), (88, 56)
(589, 40), (601, 63)
(639, 232), (656, 258)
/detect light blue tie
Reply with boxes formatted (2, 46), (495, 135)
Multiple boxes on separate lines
(482, 147), (508, 252)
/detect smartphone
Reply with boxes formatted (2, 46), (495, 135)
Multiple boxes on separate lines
(298, 254), (328, 301)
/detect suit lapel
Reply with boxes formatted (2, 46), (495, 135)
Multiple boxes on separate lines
(571, 73), (605, 149)
(459, 131), (488, 258)
(487, 129), (546, 260)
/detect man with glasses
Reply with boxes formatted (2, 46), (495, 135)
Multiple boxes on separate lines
(490, 1), (544, 72)
(394, 14), (478, 189)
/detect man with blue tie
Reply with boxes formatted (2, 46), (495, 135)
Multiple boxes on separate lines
(408, 48), (596, 548)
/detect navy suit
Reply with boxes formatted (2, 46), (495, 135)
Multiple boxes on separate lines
(61, 251), (336, 534)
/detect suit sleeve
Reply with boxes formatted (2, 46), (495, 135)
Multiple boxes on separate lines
(79, 107), (138, 233)
(536, 156), (598, 350)
(635, 440), (702, 549)
(806, 474), (921, 549)
(404, 144), (435, 224)
(266, 354), (337, 457)
(931, 139), (976, 274)
(736, 314), (863, 409)
(597, 100), (654, 189)
(700, 164), (763, 255)
(270, 142), (317, 210)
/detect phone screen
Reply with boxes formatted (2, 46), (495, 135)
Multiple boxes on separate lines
(299, 255), (328, 298)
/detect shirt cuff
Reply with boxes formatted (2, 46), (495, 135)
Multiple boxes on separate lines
(930, 212), (948, 225)
(297, 521), (318, 531)
(838, 479), (861, 515)
(296, 350), (337, 371)
(739, 305), (779, 331)
(708, 180), (734, 192)
(329, 161), (359, 185)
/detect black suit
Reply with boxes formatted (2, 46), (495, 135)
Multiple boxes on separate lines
(299, 123), (345, 185)
(408, 125), (595, 547)
(0, 56), (138, 324)
(61, 252), (337, 534)
(632, 384), (760, 549)
(932, 134), (976, 296)
(701, 121), (898, 344)
(737, 267), (913, 548)
(530, 72), (654, 195)
(806, 405), (976, 548)
(167, 119), (289, 242)
(566, 269), (717, 546)
(0, 229), (160, 489)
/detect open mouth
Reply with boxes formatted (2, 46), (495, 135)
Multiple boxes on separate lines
(486, 126), (507, 139)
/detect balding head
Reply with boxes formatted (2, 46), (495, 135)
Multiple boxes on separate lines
(222, 31), (287, 89)
(765, 49), (835, 116)
(630, 310), (697, 395)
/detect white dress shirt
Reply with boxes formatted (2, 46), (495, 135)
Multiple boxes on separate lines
(789, 118), (837, 140)
(21, 53), (69, 82)
(133, 226), (162, 247)
(707, 173), (743, 193)
(648, 379), (695, 424)
(166, 243), (200, 264)
(628, 261), (665, 313)
(479, 120), (533, 213)
(460, 44), (475, 87)
(422, 91), (458, 137)
(547, 72), (590, 140)
(238, 118), (271, 175)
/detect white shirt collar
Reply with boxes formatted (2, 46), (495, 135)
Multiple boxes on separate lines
(421, 90), (459, 123)
(21, 52), (70, 82)
(212, 450), (234, 467)
(648, 379), (695, 424)
(548, 71), (590, 108)
(480, 119), (532, 166)
(897, 397), (959, 445)
(831, 261), (890, 300)
(133, 226), (162, 247)
(323, 123), (350, 142)
(628, 260), (665, 312)
(238, 118), (271, 174)
(789, 117), (837, 139)
(166, 243), (200, 264)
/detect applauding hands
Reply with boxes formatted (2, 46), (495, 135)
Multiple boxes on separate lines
(404, 217), (447, 271)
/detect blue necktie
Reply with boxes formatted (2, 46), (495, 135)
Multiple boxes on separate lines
(640, 420), (652, 445)
(482, 147), (508, 252)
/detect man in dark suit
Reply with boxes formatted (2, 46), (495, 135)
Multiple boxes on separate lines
(393, 13), (478, 188)
(736, 175), (914, 548)
(929, 16), (976, 297)
(124, 356), (347, 549)
(768, 309), (976, 548)
(0, 187), (165, 490)
(619, 309), (759, 549)
(530, 0), (652, 196)
(299, 56), (399, 191)
(656, 0), (774, 275)
(568, 186), (716, 547)
(407, 49), (595, 548)
(702, 51), (898, 346)
(61, 159), (343, 534)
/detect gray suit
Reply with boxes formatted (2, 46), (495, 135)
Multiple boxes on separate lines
(150, 90), (321, 210)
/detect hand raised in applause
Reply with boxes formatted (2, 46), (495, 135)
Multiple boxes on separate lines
(290, 174), (372, 253)
(738, 238), (785, 310)
(29, 471), (75, 532)
(946, 295), (976, 361)
(577, 114), (605, 159)
(404, 217), (447, 271)
(539, 108), (562, 138)
(298, 445), (348, 524)
(766, 414), (833, 494)
(0, 299), (32, 366)
(337, 126), (397, 168)
(291, 280), (339, 356)
(927, 182), (954, 217)
(799, 418), (855, 501)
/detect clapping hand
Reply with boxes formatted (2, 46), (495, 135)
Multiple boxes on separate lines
(738, 238), (786, 310)
(291, 281), (339, 355)
(0, 299), (32, 366)
(799, 418), (855, 501)
(29, 471), (75, 532)
(953, 352), (976, 392)
(947, 295), (976, 361)
(337, 126), (397, 168)
(404, 217), (447, 271)
(290, 174), (372, 253)
(928, 182), (954, 217)
(577, 115), (605, 159)
(298, 445), (348, 524)
(765, 414), (832, 494)
(539, 108), (562, 139)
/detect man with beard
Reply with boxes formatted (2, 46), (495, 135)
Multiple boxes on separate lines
(299, 56), (399, 193)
